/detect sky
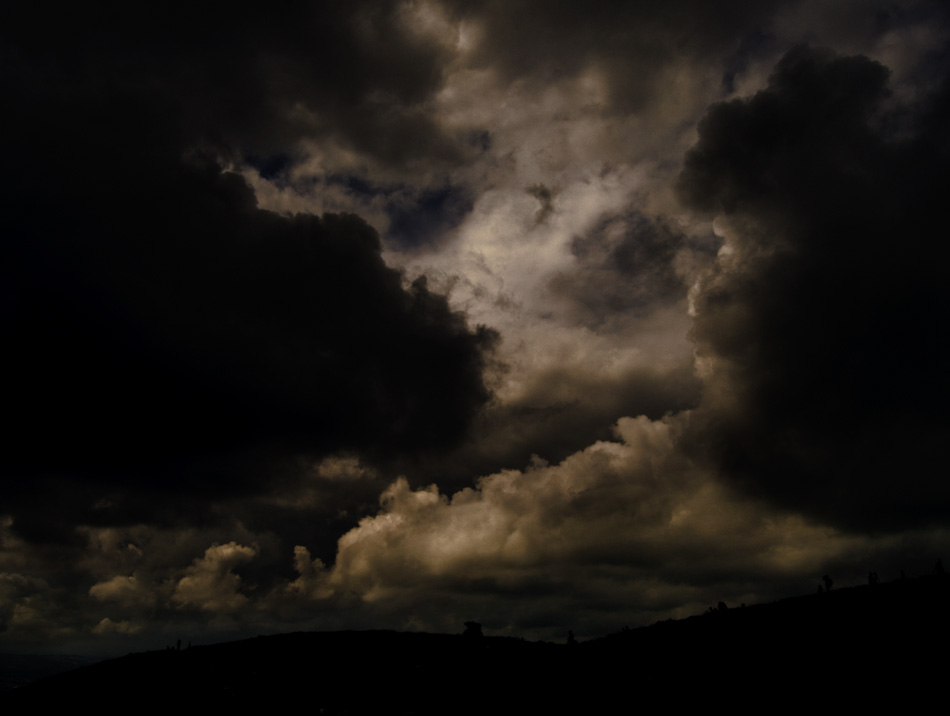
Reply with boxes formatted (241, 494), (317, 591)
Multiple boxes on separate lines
(3, 0), (950, 653)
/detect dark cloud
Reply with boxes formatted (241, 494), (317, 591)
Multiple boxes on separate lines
(525, 184), (556, 225)
(679, 45), (950, 530)
(1, 5), (496, 540)
(315, 413), (913, 641)
(445, 0), (793, 110)
(549, 211), (690, 326)
(380, 361), (702, 491)
(721, 30), (776, 93)
(2, 1), (467, 168)
(6, 0), (950, 653)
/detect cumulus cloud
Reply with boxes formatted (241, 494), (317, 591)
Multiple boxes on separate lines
(312, 416), (864, 636)
(1, 2), (498, 543)
(4, 1), (950, 651)
(92, 618), (143, 636)
(89, 575), (157, 609)
(285, 546), (334, 601)
(0, 573), (76, 641)
(173, 543), (258, 613)
(678, 45), (950, 530)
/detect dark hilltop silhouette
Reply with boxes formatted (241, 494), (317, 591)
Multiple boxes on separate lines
(7, 574), (949, 712)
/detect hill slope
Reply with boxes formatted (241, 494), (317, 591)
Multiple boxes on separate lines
(9, 575), (949, 711)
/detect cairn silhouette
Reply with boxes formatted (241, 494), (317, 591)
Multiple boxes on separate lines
(463, 621), (483, 638)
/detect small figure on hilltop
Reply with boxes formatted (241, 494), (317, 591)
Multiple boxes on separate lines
(822, 575), (834, 592)
(868, 571), (879, 587)
(463, 621), (483, 638)
(567, 630), (577, 646)
(935, 558), (945, 576)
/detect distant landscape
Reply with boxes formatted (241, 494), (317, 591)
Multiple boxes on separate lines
(5, 2), (950, 673)
(8, 574), (947, 711)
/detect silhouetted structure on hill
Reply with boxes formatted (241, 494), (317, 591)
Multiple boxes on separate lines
(463, 621), (483, 638)
(10, 576), (950, 712)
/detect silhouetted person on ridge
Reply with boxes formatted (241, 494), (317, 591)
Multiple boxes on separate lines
(464, 621), (483, 638)
(823, 575), (833, 592)
(568, 630), (576, 646)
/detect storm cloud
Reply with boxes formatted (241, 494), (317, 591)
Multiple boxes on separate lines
(1, 2), (497, 541)
(3, 1), (950, 654)
(549, 211), (691, 325)
(680, 45), (950, 530)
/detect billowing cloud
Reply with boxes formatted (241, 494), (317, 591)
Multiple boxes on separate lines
(0, 573), (75, 642)
(173, 542), (258, 613)
(1, 2), (473, 169)
(285, 546), (334, 601)
(308, 414), (908, 637)
(1, 4), (498, 543)
(679, 45), (950, 530)
(89, 576), (157, 610)
(3, 1), (950, 654)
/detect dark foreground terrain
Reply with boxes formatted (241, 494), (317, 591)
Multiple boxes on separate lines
(8, 575), (949, 712)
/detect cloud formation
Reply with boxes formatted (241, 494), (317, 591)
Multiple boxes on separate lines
(549, 211), (692, 324)
(265, 415), (950, 638)
(173, 542), (258, 613)
(2, 3), (497, 543)
(2, 0), (950, 652)
(680, 45), (950, 530)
